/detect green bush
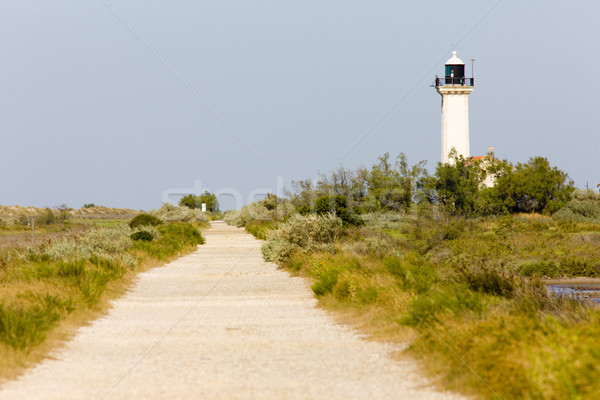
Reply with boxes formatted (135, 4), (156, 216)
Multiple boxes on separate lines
(131, 231), (154, 242)
(129, 214), (162, 229)
(315, 195), (363, 226)
(133, 222), (204, 259)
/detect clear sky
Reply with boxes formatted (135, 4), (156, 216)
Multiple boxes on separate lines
(1, 1), (598, 210)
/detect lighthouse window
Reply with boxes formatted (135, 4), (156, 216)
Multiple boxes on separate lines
(445, 65), (465, 85)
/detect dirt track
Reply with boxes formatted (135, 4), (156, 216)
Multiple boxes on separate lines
(0, 221), (464, 399)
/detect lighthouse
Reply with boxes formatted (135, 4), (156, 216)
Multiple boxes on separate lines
(435, 51), (474, 164)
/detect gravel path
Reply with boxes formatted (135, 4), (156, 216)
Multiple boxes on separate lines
(0, 221), (464, 399)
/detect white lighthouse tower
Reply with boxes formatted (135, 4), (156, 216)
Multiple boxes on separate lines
(435, 51), (474, 164)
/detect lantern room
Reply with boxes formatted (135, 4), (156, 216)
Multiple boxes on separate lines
(435, 51), (474, 87)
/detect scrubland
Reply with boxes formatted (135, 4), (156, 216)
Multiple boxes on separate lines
(228, 194), (600, 399)
(0, 205), (206, 380)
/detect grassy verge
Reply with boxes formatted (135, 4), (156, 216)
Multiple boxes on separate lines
(0, 219), (205, 381)
(249, 213), (600, 399)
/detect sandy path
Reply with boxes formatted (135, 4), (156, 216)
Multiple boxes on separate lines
(0, 221), (464, 399)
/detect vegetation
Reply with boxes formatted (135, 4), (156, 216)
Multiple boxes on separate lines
(149, 203), (210, 223)
(261, 214), (343, 263)
(129, 213), (162, 229)
(288, 153), (427, 216)
(0, 212), (205, 379)
(179, 191), (219, 212)
(554, 189), (600, 224)
(225, 151), (594, 399)
(250, 212), (600, 399)
(424, 153), (575, 217)
(287, 152), (574, 221)
(315, 195), (363, 226)
(130, 230), (154, 242)
(17, 207), (73, 226)
(224, 194), (294, 228)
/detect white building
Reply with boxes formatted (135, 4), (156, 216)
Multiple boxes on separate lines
(435, 51), (474, 164)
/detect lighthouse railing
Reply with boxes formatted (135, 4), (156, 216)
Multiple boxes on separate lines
(435, 77), (474, 87)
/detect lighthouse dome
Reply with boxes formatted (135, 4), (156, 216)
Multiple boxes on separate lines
(445, 51), (464, 65)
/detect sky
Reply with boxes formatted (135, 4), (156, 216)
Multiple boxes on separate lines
(1, 1), (598, 210)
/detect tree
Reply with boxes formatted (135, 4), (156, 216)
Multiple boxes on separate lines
(367, 152), (426, 211)
(428, 154), (574, 217)
(492, 157), (574, 214)
(317, 165), (355, 198)
(287, 179), (318, 214)
(396, 153), (427, 210)
(428, 152), (484, 216)
(179, 191), (219, 212)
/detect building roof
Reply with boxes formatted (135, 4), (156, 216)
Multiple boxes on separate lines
(465, 155), (496, 167)
(445, 51), (464, 65)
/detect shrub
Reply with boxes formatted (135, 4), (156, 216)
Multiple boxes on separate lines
(36, 208), (56, 225)
(129, 214), (162, 229)
(519, 260), (560, 278)
(83, 203), (96, 208)
(262, 214), (343, 263)
(519, 258), (600, 278)
(262, 193), (279, 211)
(45, 226), (132, 261)
(554, 190), (600, 223)
(150, 204), (208, 223)
(362, 212), (407, 231)
(131, 231), (154, 242)
(225, 199), (295, 227)
(315, 195), (363, 226)
(18, 214), (31, 226)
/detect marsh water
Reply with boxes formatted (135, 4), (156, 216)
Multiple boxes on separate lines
(546, 282), (600, 305)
